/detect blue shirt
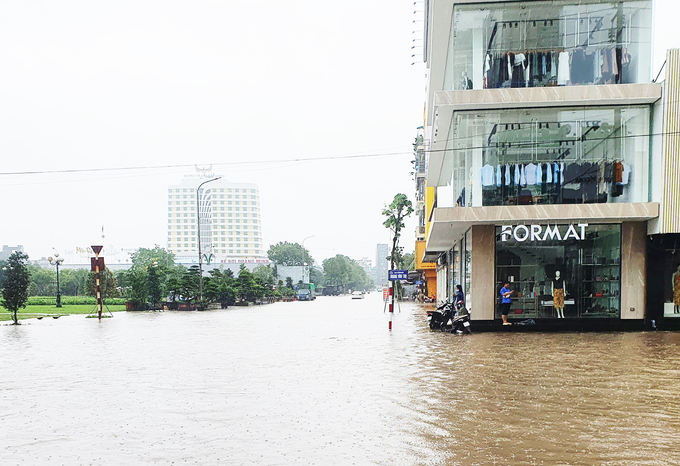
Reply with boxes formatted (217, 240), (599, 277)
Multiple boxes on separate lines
(500, 286), (512, 304)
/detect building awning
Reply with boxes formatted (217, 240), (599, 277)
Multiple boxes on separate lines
(425, 202), (659, 252)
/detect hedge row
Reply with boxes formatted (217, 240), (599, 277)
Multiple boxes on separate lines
(27, 296), (126, 306)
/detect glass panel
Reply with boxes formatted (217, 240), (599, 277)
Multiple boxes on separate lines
(495, 224), (621, 319)
(449, 106), (649, 206)
(447, 0), (652, 90)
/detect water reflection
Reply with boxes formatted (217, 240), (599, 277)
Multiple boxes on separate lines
(2, 296), (679, 465)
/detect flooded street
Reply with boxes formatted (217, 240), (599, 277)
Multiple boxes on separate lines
(2, 294), (680, 465)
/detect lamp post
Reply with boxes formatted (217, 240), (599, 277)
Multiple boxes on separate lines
(196, 176), (221, 310)
(302, 235), (314, 284)
(47, 253), (65, 308)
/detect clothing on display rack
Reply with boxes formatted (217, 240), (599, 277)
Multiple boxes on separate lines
(480, 159), (631, 206)
(484, 46), (629, 89)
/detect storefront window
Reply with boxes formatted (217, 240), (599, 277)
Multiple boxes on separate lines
(495, 223), (621, 319)
(661, 255), (680, 319)
(447, 105), (649, 207)
(445, 0), (652, 91)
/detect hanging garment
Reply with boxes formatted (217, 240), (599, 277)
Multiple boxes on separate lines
(546, 163), (553, 184)
(505, 164), (511, 186)
(525, 163), (538, 185)
(481, 164), (495, 186)
(570, 48), (594, 84)
(496, 164), (502, 187)
(515, 164), (527, 187)
(621, 162), (631, 185)
(558, 51), (570, 85)
(613, 162), (623, 183)
(536, 163), (543, 186)
(594, 49), (603, 83)
(512, 53), (527, 88)
(485, 53), (491, 88)
(553, 162), (560, 184)
(562, 163), (582, 202)
(582, 162), (598, 202)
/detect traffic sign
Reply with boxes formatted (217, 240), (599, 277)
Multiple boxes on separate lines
(388, 270), (408, 281)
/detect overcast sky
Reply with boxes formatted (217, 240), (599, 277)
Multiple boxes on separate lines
(0, 0), (678, 266)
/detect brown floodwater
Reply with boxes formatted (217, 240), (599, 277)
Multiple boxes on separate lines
(2, 294), (679, 465)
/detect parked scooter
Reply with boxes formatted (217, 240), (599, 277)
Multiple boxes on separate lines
(427, 300), (471, 334)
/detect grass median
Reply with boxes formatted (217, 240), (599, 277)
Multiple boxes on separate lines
(0, 304), (126, 322)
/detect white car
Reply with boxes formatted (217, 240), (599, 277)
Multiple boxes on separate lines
(351, 291), (365, 299)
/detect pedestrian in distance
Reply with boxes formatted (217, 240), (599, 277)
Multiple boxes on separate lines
(499, 281), (513, 325)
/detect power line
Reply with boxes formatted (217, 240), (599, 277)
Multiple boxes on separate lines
(424, 129), (680, 155)
(0, 150), (414, 178)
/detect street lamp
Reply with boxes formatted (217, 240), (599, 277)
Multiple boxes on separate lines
(196, 176), (221, 310)
(302, 235), (314, 284)
(47, 253), (65, 308)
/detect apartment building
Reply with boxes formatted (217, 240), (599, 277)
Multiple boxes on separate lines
(421, 0), (680, 329)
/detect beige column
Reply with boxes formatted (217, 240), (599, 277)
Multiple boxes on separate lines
(470, 225), (496, 321)
(620, 222), (646, 320)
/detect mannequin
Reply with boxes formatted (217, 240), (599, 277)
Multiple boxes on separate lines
(461, 71), (473, 90)
(552, 271), (566, 318)
(673, 265), (680, 313)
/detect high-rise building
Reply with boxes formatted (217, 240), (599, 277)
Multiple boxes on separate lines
(375, 243), (389, 286)
(167, 173), (265, 263)
(421, 0), (680, 329)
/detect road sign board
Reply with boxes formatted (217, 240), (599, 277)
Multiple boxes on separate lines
(388, 270), (408, 281)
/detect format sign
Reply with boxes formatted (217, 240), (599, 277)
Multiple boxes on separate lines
(388, 270), (408, 281)
(500, 223), (589, 242)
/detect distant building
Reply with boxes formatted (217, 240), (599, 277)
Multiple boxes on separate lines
(167, 171), (266, 264)
(0, 245), (24, 261)
(375, 244), (389, 286)
(356, 257), (372, 277)
(413, 126), (437, 298)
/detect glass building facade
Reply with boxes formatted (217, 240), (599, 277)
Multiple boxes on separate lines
(445, 105), (650, 208)
(444, 0), (652, 91)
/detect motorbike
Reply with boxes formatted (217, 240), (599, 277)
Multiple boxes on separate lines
(427, 300), (471, 334)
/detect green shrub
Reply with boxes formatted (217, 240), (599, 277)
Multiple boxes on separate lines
(27, 296), (126, 306)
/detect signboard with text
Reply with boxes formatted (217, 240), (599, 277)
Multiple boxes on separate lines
(388, 270), (408, 281)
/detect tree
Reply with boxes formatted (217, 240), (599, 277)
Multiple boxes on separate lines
(204, 268), (236, 306)
(267, 242), (313, 266)
(59, 269), (89, 296)
(252, 264), (274, 287)
(1, 252), (31, 325)
(28, 265), (55, 296)
(235, 265), (265, 303)
(126, 246), (177, 309)
(127, 268), (149, 309)
(382, 194), (414, 272)
(401, 251), (415, 271)
(130, 246), (175, 271)
(310, 267), (324, 286)
(86, 269), (120, 299)
(322, 255), (370, 290)
(147, 265), (163, 310)
(177, 266), (200, 303)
